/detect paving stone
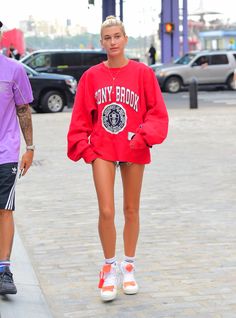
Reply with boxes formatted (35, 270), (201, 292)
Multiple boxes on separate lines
(11, 106), (236, 317)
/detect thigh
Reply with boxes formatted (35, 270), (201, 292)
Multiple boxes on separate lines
(0, 163), (18, 211)
(92, 158), (116, 209)
(120, 163), (145, 208)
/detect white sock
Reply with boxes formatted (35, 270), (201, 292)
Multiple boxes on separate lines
(105, 256), (117, 265)
(124, 255), (135, 263)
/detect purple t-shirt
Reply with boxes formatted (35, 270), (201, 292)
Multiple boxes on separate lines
(0, 54), (33, 164)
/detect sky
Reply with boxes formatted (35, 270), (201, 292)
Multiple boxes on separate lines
(1, 0), (236, 37)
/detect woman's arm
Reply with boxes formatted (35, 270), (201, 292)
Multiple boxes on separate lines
(67, 73), (98, 163)
(130, 67), (169, 149)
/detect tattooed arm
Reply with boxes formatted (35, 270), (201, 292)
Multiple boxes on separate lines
(17, 104), (34, 176)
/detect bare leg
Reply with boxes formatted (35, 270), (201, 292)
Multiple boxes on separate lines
(0, 210), (14, 260)
(120, 163), (145, 257)
(92, 159), (116, 259)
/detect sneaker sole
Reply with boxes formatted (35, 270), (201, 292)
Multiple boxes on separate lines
(123, 287), (139, 295)
(101, 291), (117, 302)
(0, 289), (17, 295)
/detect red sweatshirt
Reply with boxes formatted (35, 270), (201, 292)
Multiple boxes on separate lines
(67, 60), (168, 164)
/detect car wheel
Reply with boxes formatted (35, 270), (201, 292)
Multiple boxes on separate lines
(41, 91), (65, 113)
(164, 76), (182, 93)
(227, 75), (236, 90)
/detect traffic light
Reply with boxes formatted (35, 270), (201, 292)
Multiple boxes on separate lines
(165, 22), (174, 34)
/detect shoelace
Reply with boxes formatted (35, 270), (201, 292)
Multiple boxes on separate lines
(0, 270), (13, 283)
(121, 263), (136, 282)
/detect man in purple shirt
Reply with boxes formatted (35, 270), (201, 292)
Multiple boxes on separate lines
(0, 21), (35, 295)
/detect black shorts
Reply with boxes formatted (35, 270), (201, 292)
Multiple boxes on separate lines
(0, 162), (18, 211)
(114, 161), (133, 168)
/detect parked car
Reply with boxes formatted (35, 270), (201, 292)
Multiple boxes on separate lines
(21, 49), (107, 81)
(151, 50), (236, 93)
(23, 64), (77, 113)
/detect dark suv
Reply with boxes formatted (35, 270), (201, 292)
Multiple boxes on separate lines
(23, 64), (77, 113)
(21, 49), (107, 81)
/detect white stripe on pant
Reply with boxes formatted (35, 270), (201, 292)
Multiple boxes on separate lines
(5, 175), (17, 210)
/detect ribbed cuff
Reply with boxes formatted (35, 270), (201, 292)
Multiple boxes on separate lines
(82, 147), (98, 164)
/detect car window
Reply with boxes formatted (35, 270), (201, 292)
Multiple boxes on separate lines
(52, 53), (82, 67)
(29, 54), (51, 68)
(194, 55), (209, 66)
(210, 54), (228, 65)
(23, 64), (38, 76)
(175, 53), (196, 65)
(82, 53), (107, 66)
(233, 54), (236, 61)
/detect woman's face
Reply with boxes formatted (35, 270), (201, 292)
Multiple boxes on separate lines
(100, 25), (128, 58)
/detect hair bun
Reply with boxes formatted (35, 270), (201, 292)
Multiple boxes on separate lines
(101, 15), (126, 36)
(106, 15), (116, 20)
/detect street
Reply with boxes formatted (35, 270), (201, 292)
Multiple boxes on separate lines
(163, 89), (236, 109)
(1, 96), (236, 318)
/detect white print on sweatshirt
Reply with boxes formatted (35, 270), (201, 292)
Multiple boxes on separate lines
(95, 85), (139, 112)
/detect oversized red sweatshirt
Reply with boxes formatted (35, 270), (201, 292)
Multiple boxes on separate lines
(67, 60), (168, 164)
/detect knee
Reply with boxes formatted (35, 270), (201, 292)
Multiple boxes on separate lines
(124, 206), (139, 222)
(99, 208), (114, 222)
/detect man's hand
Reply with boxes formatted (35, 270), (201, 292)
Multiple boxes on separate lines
(20, 150), (34, 176)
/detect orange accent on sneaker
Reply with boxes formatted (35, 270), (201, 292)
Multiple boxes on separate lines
(125, 263), (134, 272)
(103, 264), (112, 273)
(123, 281), (136, 288)
(98, 276), (104, 288)
(102, 285), (115, 292)
(98, 264), (112, 288)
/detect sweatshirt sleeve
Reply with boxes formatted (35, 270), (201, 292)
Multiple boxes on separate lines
(67, 73), (98, 163)
(131, 67), (169, 149)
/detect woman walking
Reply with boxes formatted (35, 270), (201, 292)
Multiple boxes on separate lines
(67, 15), (168, 302)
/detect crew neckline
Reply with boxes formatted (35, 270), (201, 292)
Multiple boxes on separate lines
(102, 59), (131, 71)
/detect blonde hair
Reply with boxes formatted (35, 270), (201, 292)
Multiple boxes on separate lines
(100, 15), (126, 37)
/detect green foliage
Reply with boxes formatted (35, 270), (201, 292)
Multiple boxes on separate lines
(25, 33), (146, 51)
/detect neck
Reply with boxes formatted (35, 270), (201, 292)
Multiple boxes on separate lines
(106, 56), (129, 68)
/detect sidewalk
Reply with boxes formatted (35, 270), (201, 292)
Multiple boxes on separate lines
(0, 230), (53, 318)
(1, 104), (236, 317)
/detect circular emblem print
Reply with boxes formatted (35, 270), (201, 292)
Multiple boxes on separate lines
(102, 103), (127, 134)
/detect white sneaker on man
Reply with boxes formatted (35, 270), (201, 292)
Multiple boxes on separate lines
(98, 263), (118, 301)
(120, 261), (139, 295)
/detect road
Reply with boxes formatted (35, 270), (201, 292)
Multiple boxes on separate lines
(1, 90), (236, 318)
(163, 89), (236, 109)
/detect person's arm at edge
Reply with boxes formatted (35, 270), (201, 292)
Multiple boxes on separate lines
(16, 104), (34, 176)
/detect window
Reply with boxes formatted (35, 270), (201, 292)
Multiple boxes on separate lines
(82, 53), (107, 66)
(210, 54), (228, 65)
(195, 56), (209, 66)
(176, 53), (196, 65)
(29, 54), (51, 68)
(53, 53), (83, 67)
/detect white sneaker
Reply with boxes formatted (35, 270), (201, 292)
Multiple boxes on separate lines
(120, 261), (139, 295)
(98, 263), (118, 301)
